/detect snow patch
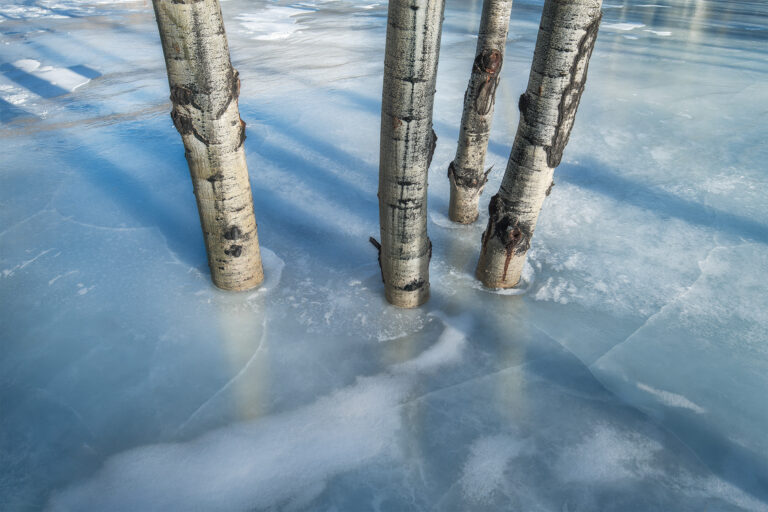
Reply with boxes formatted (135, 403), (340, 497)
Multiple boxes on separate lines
(46, 374), (410, 512)
(603, 22), (645, 31)
(46, 320), (468, 512)
(2, 248), (55, 278)
(48, 270), (79, 286)
(460, 435), (522, 503)
(11, 59), (92, 93)
(557, 424), (661, 482)
(393, 315), (468, 374)
(533, 276), (577, 304)
(237, 6), (303, 41)
(637, 383), (706, 414)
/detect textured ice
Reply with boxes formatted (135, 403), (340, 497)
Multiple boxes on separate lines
(459, 435), (522, 503)
(47, 319), (465, 512)
(2, 0), (768, 510)
(602, 22), (645, 31)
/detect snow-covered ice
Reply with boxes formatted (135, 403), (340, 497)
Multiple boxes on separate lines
(1, 0), (767, 510)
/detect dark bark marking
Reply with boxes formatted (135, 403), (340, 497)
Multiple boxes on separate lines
(545, 180), (555, 196)
(518, 92), (531, 124)
(448, 161), (475, 189)
(427, 128), (437, 168)
(400, 76), (428, 85)
(400, 278), (426, 292)
(170, 109), (208, 145)
(214, 67), (240, 119)
(483, 194), (534, 277)
(224, 226), (242, 241)
(473, 49), (502, 115)
(237, 117), (247, 149)
(448, 161), (494, 190)
(224, 245), (242, 257)
(206, 172), (223, 184)
(369, 237), (385, 283)
(546, 12), (602, 168)
(170, 85), (194, 106)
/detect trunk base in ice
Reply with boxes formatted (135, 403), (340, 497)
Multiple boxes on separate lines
(153, 0), (264, 291)
(476, 0), (602, 288)
(446, 0), (514, 224)
(377, 0), (445, 308)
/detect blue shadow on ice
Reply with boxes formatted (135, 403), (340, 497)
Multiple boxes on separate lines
(0, 62), (69, 98)
(557, 158), (768, 245)
(483, 138), (768, 245)
(50, 137), (207, 269)
(250, 80), (768, 250)
(0, 97), (32, 123)
(68, 64), (101, 80)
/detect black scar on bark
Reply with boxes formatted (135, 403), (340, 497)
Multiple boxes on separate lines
(483, 194), (533, 257)
(448, 161), (492, 189)
(518, 92), (531, 124)
(214, 67), (241, 120)
(170, 85), (194, 106)
(171, 109), (208, 145)
(206, 172), (223, 184)
(546, 12), (602, 168)
(545, 180), (555, 196)
(224, 226), (242, 240)
(237, 118), (247, 149)
(481, 194), (534, 282)
(427, 129), (437, 168)
(400, 278), (426, 292)
(224, 245), (242, 257)
(473, 48), (502, 115)
(369, 237), (384, 283)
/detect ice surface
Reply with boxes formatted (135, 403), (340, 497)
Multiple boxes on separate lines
(2, 0), (768, 510)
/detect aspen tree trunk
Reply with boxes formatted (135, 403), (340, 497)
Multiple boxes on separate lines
(152, 0), (263, 291)
(377, 0), (445, 308)
(476, 0), (602, 288)
(447, 0), (514, 224)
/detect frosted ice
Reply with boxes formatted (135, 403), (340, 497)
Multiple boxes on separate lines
(1, 0), (767, 510)
(459, 435), (522, 503)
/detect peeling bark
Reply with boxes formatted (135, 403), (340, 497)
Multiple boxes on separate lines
(447, 0), (514, 224)
(476, 0), (602, 288)
(152, 0), (263, 291)
(378, 0), (445, 308)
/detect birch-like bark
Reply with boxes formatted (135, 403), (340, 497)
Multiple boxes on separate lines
(476, 0), (602, 287)
(447, 0), (514, 224)
(152, 0), (263, 291)
(377, 0), (445, 308)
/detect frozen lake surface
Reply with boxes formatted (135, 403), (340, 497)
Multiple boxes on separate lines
(1, 0), (767, 510)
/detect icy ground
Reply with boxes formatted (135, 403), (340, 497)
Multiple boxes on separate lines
(1, 0), (767, 510)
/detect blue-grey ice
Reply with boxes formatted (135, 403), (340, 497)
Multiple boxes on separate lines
(1, 0), (767, 510)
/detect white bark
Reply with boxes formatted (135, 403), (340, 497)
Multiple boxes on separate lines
(476, 0), (602, 288)
(377, 0), (445, 308)
(152, 0), (263, 291)
(448, 0), (514, 224)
